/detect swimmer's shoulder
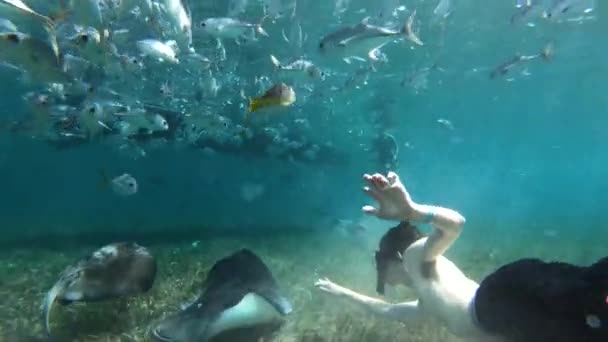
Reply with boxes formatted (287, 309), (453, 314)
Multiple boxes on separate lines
(405, 240), (484, 337)
(404, 237), (475, 286)
(403, 237), (429, 266)
(402, 237), (433, 279)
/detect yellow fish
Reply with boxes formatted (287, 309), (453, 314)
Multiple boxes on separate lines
(247, 83), (296, 119)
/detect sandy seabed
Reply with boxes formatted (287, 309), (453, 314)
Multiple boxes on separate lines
(0, 222), (604, 342)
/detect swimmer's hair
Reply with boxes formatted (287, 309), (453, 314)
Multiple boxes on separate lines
(375, 221), (424, 295)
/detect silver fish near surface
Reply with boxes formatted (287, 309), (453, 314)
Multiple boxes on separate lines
(78, 101), (112, 137)
(270, 55), (325, 81)
(544, 0), (595, 20)
(511, 0), (544, 25)
(0, 0), (59, 58)
(281, 20), (305, 51)
(159, 0), (193, 50)
(0, 32), (69, 83)
(433, 0), (452, 21)
(198, 17), (268, 40)
(110, 173), (138, 196)
(0, 18), (17, 32)
(136, 39), (179, 63)
(319, 11), (422, 62)
(115, 111), (169, 136)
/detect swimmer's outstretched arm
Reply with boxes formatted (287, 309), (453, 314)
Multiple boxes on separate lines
(315, 278), (421, 322)
(362, 172), (465, 261)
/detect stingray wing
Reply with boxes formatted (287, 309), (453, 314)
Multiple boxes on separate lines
(200, 249), (294, 316)
(152, 249), (291, 342)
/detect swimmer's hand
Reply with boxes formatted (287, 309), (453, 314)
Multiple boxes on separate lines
(315, 277), (346, 296)
(362, 172), (415, 221)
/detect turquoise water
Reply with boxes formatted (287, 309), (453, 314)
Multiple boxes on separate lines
(0, 0), (606, 341)
(1, 1), (605, 242)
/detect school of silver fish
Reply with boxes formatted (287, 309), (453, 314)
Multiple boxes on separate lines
(0, 0), (597, 162)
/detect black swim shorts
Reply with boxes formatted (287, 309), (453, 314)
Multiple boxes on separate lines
(474, 257), (608, 342)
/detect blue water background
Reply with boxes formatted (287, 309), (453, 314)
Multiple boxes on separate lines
(0, 1), (606, 245)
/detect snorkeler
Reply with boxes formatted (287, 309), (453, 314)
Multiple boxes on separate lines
(315, 171), (608, 342)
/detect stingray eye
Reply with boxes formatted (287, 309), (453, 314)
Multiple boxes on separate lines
(79, 34), (89, 44)
(88, 106), (96, 114)
(6, 33), (20, 44)
(319, 42), (324, 49)
(200, 21), (206, 27)
(128, 182), (135, 188)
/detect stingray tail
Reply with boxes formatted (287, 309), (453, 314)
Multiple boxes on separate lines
(402, 10), (423, 46)
(42, 281), (63, 336)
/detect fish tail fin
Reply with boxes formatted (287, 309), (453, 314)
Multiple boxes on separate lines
(431, 63), (445, 72)
(540, 42), (554, 62)
(42, 281), (62, 336)
(247, 97), (259, 118)
(41, 21), (61, 61)
(403, 10), (423, 46)
(49, 9), (72, 25)
(257, 16), (269, 37)
(270, 54), (281, 69)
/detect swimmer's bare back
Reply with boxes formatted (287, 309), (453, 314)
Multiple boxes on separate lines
(315, 172), (495, 340)
(316, 172), (608, 341)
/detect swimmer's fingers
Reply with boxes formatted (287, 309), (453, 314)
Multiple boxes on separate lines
(314, 278), (330, 291)
(315, 278), (342, 295)
(372, 173), (390, 189)
(363, 173), (389, 191)
(387, 171), (400, 186)
(314, 278), (324, 286)
(363, 186), (381, 202)
(362, 205), (379, 216)
(363, 174), (379, 191)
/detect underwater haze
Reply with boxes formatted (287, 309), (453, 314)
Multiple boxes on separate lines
(0, 0), (606, 341)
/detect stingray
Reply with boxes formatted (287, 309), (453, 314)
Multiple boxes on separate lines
(151, 248), (293, 342)
(42, 242), (157, 335)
